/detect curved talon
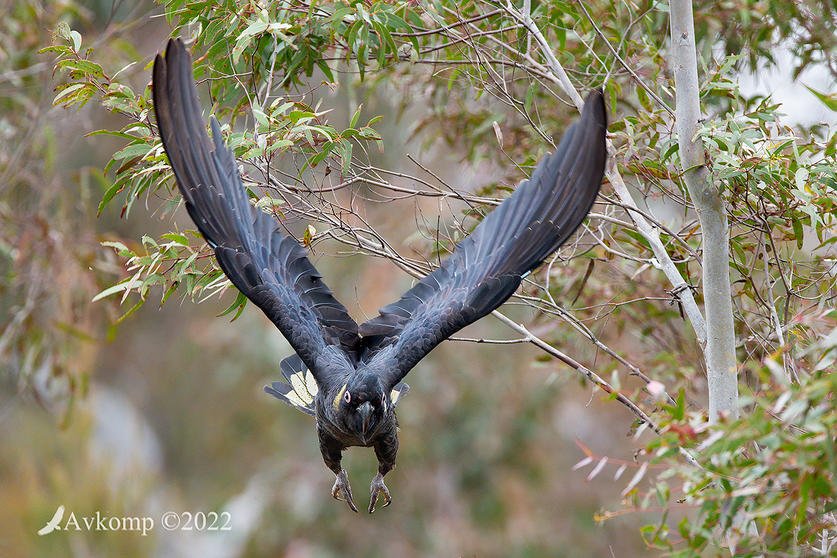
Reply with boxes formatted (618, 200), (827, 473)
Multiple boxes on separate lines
(332, 469), (358, 513)
(368, 472), (392, 513)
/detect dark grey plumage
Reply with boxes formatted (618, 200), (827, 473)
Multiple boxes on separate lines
(152, 38), (607, 514)
(265, 353), (409, 417)
(153, 38), (360, 388)
(358, 92), (607, 389)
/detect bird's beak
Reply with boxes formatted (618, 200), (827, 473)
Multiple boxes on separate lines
(358, 401), (373, 442)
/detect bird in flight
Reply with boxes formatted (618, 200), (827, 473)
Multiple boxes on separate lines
(153, 38), (606, 513)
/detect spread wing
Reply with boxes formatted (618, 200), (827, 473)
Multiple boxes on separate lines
(152, 39), (359, 383)
(359, 90), (607, 389)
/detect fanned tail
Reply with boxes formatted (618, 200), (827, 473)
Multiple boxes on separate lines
(264, 353), (409, 416)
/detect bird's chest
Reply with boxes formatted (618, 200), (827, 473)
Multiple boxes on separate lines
(314, 399), (373, 448)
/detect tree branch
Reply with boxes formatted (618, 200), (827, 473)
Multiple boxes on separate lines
(504, 2), (708, 346)
(669, 0), (738, 421)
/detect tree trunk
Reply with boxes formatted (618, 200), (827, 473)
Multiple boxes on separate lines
(669, 0), (738, 421)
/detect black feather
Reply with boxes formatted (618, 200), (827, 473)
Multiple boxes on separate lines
(153, 39), (360, 387)
(154, 38), (606, 399)
(359, 90), (607, 388)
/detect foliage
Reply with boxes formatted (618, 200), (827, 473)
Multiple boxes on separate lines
(0, 0), (123, 422)
(691, 0), (837, 80)
(634, 339), (837, 555)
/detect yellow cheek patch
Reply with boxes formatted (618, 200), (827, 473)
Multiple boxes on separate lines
(333, 384), (347, 409)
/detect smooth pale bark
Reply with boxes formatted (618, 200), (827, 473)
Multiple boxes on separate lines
(509, 7), (708, 347)
(669, 0), (738, 421)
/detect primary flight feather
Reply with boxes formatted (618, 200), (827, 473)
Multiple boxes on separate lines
(152, 38), (607, 513)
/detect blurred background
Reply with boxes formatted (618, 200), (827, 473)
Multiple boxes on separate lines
(2, 1), (834, 557)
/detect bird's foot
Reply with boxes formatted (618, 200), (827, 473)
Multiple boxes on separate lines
(331, 469), (358, 513)
(368, 472), (392, 513)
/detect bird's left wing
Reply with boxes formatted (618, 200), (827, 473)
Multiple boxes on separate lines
(153, 39), (359, 382)
(359, 90), (607, 390)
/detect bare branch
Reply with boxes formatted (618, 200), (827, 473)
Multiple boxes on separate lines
(504, 2), (708, 346)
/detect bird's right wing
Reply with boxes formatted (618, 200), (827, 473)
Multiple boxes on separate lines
(359, 91), (607, 389)
(153, 39), (360, 382)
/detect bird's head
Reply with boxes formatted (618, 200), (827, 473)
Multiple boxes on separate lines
(334, 373), (390, 444)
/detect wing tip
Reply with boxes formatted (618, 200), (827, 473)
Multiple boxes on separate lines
(165, 37), (185, 57)
(160, 37), (190, 74)
(583, 87), (607, 131)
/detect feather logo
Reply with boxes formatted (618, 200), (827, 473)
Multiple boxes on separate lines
(37, 505), (65, 535)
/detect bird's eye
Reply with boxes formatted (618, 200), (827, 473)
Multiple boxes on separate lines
(343, 390), (351, 404)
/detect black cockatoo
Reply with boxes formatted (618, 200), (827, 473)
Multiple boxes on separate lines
(152, 38), (607, 513)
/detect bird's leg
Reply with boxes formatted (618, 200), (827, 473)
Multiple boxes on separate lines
(332, 469), (357, 513)
(318, 427), (357, 512)
(369, 427), (398, 513)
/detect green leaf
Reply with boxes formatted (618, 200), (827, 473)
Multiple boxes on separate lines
(113, 142), (153, 161)
(53, 83), (87, 105)
(160, 281), (180, 307)
(218, 291), (247, 320)
(252, 103), (268, 127)
(87, 129), (145, 141)
(316, 58), (334, 82)
(39, 45), (73, 55)
(795, 167), (809, 191)
(70, 30), (82, 51)
(115, 300), (143, 325)
(58, 59), (104, 77)
(350, 103), (363, 129)
(233, 20), (270, 64)
(161, 233), (189, 246)
(804, 85), (837, 112)
(101, 240), (129, 253)
(97, 180), (124, 216)
(792, 218), (804, 249)
(673, 389), (685, 420)
(289, 110), (314, 124)
(91, 279), (132, 303)
(265, 139), (293, 154)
